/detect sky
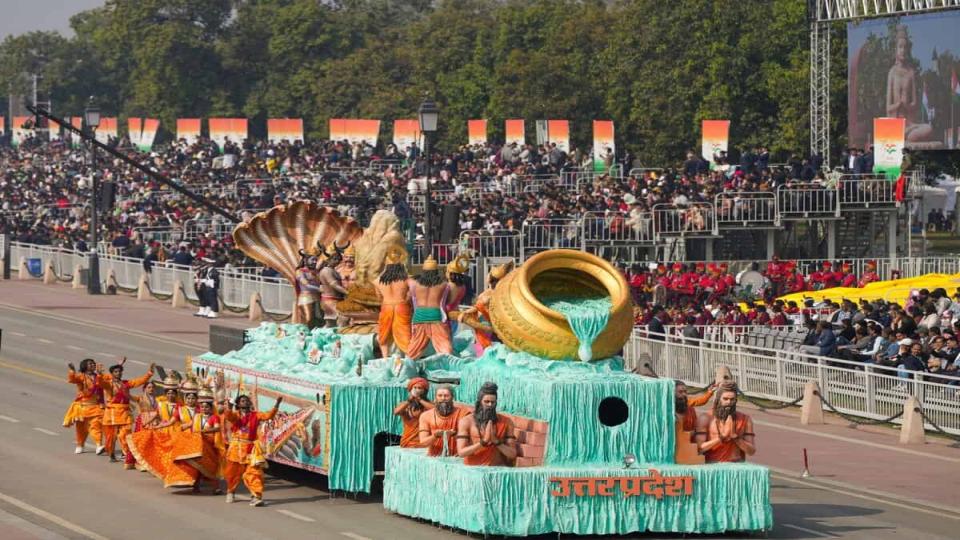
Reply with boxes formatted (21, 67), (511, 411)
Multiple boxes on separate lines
(0, 0), (104, 41)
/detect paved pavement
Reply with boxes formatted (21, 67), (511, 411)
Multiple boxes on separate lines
(0, 279), (959, 539)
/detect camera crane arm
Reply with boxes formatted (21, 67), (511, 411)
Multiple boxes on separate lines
(26, 105), (239, 224)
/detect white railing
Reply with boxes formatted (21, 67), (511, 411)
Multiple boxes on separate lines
(776, 184), (839, 219)
(521, 219), (582, 255)
(458, 230), (523, 261)
(838, 175), (897, 208)
(652, 203), (716, 237)
(581, 211), (655, 245)
(625, 331), (960, 435)
(408, 243), (461, 265)
(714, 192), (779, 228)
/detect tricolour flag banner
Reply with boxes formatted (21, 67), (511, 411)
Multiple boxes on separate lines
(505, 119), (525, 146)
(0, 116), (5, 138)
(467, 120), (487, 145)
(128, 118), (160, 151)
(177, 118), (201, 145)
(701, 120), (730, 170)
(69, 117), (82, 148)
(329, 119), (381, 146)
(12, 116), (32, 147)
(48, 118), (63, 141)
(209, 118), (248, 150)
(95, 117), (118, 144)
(392, 119), (420, 151)
(593, 120), (615, 172)
(128, 118), (143, 149)
(267, 118), (304, 144)
(546, 120), (570, 152)
(873, 117), (906, 180)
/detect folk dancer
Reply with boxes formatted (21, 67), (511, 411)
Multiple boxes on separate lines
(99, 359), (155, 464)
(419, 384), (471, 456)
(394, 377), (433, 448)
(222, 394), (282, 506)
(63, 358), (105, 455)
(128, 375), (181, 480)
(155, 379), (203, 488)
(456, 382), (517, 466)
(694, 382), (756, 463)
(183, 386), (223, 493)
(407, 255), (454, 359)
(318, 242), (350, 327)
(125, 378), (160, 471)
(294, 250), (321, 325)
(374, 247), (413, 356)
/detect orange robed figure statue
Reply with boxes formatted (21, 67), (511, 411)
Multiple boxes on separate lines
(694, 382), (757, 463)
(63, 358), (105, 455)
(418, 384), (471, 457)
(394, 378), (433, 448)
(458, 261), (514, 354)
(675, 380), (716, 435)
(457, 382), (517, 466)
(406, 255), (454, 359)
(375, 247), (413, 356)
(221, 394), (281, 507)
(98, 359), (155, 463)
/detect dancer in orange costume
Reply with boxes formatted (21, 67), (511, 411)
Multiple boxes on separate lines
(457, 382), (517, 466)
(179, 386), (224, 493)
(127, 375), (180, 479)
(374, 247), (412, 356)
(221, 394), (281, 507)
(125, 379), (159, 471)
(458, 261), (513, 353)
(99, 359), (154, 464)
(63, 358), (105, 455)
(393, 377), (433, 448)
(156, 379), (203, 488)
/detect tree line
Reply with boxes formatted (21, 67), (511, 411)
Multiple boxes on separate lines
(0, 0), (850, 165)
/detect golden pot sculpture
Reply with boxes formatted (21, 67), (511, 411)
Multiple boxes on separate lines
(488, 249), (633, 361)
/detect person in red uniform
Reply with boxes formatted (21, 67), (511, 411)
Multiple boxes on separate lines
(656, 264), (671, 288)
(770, 304), (788, 326)
(765, 256), (783, 294)
(785, 262), (807, 293)
(698, 265), (716, 302)
(859, 260), (880, 288)
(754, 306), (772, 325)
(839, 262), (857, 288)
(718, 262), (735, 290)
(811, 261), (834, 290)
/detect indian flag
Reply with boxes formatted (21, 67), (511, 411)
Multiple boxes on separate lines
(701, 120), (730, 170)
(176, 118), (201, 145)
(467, 119), (487, 145)
(0, 116), (4, 138)
(12, 116), (33, 147)
(69, 117), (82, 148)
(208, 118), (248, 150)
(95, 118), (118, 145)
(873, 117), (905, 180)
(329, 119), (380, 146)
(392, 119), (420, 151)
(505, 119), (525, 146)
(592, 120), (615, 173)
(546, 120), (570, 153)
(267, 118), (304, 144)
(128, 118), (160, 151)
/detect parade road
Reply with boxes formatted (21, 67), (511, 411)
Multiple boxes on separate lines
(0, 283), (957, 539)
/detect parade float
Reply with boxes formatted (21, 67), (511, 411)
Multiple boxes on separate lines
(191, 202), (772, 535)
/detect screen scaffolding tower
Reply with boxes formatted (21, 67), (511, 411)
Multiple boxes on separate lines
(808, 0), (960, 169)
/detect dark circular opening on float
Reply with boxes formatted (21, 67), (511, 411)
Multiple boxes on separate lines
(598, 396), (629, 427)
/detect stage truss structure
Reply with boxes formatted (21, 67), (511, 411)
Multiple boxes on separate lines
(809, 0), (960, 167)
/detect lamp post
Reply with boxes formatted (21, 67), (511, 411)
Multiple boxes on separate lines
(85, 97), (101, 294)
(418, 97), (439, 254)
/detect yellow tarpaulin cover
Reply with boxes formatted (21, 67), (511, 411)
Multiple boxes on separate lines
(778, 273), (960, 307)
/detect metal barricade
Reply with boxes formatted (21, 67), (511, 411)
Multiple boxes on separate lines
(838, 175), (897, 209)
(581, 211), (655, 263)
(652, 203), (716, 238)
(714, 192), (779, 228)
(521, 219), (582, 255)
(409, 243), (460, 265)
(776, 184), (839, 219)
(458, 230), (523, 261)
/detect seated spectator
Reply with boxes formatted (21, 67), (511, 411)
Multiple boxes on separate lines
(896, 341), (928, 381)
(799, 321), (836, 358)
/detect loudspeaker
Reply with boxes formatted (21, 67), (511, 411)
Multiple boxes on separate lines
(439, 205), (460, 244)
(99, 181), (117, 210)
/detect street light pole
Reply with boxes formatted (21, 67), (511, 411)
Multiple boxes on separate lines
(85, 97), (101, 294)
(418, 98), (439, 255)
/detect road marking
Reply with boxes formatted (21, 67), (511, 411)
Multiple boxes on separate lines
(66, 345), (84, 351)
(95, 353), (114, 358)
(0, 360), (61, 382)
(783, 523), (834, 537)
(276, 509), (315, 522)
(770, 470), (960, 521)
(33, 427), (59, 436)
(0, 491), (110, 540)
(10, 331), (26, 337)
(37, 338), (54, 344)
(755, 419), (960, 464)
(129, 359), (149, 366)
(0, 415), (20, 423)
(0, 506), (70, 540)
(340, 533), (372, 540)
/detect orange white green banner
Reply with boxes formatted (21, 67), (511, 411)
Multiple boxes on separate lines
(546, 120), (569, 152)
(176, 119), (201, 145)
(48, 118), (63, 140)
(128, 118), (160, 151)
(329, 119), (380, 145)
(701, 120), (730, 170)
(873, 117), (905, 180)
(68, 117), (82, 148)
(468, 120), (487, 145)
(95, 118), (118, 144)
(593, 120), (615, 172)
(505, 119), (525, 146)
(12, 116), (32, 147)
(209, 118), (248, 149)
(392, 119), (421, 151)
(267, 118), (304, 143)
(0, 116), (5, 138)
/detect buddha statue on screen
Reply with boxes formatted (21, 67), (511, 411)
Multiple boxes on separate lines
(885, 25), (934, 144)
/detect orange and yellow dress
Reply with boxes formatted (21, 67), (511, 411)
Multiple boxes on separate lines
(163, 405), (203, 488)
(62, 370), (104, 448)
(98, 371), (153, 458)
(222, 408), (277, 498)
(128, 398), (177, 479)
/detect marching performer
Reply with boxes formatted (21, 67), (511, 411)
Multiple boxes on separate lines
(63, 359), (105, 455)
(221, 394), (282, 506)
(125, 378), (160, 470)
(128, 374), (181, 479)
(99, 359), (155, 463)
